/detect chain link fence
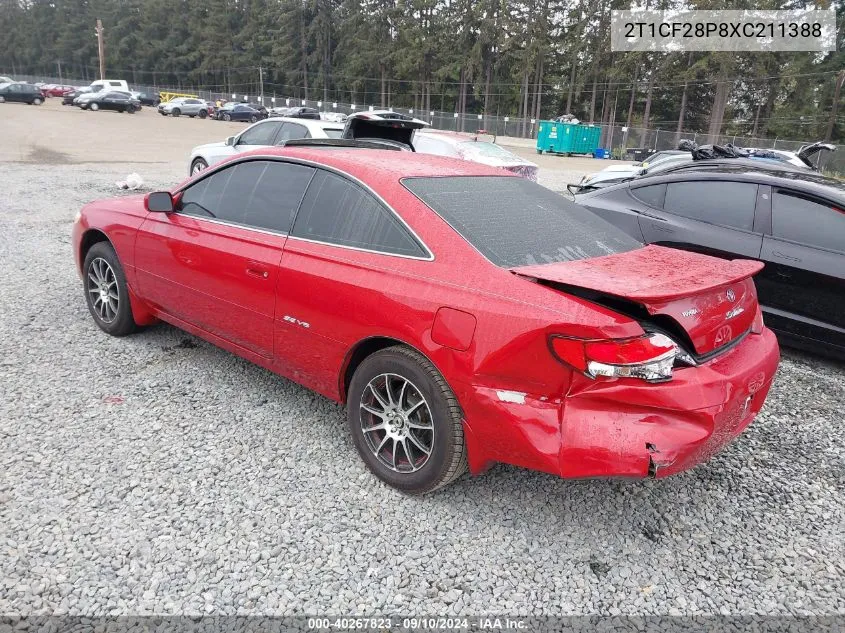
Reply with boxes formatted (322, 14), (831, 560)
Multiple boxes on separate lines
(12, 73), (845, 175)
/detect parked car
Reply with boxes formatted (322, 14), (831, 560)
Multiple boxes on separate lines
(73, 147), (779, 493)
(576, 160), (845, 358)
(44, 84), (75, 97)
(213, 102), (263, 122)
(73, 90), (99, 107)
(746, 142), (835, 172)
(579, 150), (691, 188)
(63, 88), (91, 105)
(245, 102), (269, 118)
(0, 82), (44, 105)
(188, 117), (343, 174)
(269, 106), (320, 119)
(81, 91), (140, 113)
(135, 92), (161, 107)
(414, 131), (539, 181)
(158, 97), (210, 118)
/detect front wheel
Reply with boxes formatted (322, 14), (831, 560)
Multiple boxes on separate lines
(33, 97), (43, 105)
(222, 113), (231, 122)
(190, 157), (208, 176)
(82, 241), (138, 337)
(347, 346), (467, 494)
(198, 109), (208, 119)
(171, 108), (180, 117)
(90, 102), (99, 111)
(249, 115), (258, 123)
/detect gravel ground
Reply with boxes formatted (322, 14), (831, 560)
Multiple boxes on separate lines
(1, 148), (844, 618)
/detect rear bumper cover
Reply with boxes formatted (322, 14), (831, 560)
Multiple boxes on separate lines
(460, 327), (780, 479)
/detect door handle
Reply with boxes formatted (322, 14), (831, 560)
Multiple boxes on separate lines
(772, 250), (801, 263)
(246, 266), (269, 279)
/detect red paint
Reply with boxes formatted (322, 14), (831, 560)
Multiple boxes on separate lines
(72, 147), (781, 482)
(431, 307), (477, 351)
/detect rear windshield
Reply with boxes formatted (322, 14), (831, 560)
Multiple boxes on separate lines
(402, 176), (640, 267)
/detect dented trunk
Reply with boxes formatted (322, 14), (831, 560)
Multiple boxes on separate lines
(512, 245), (763, 356)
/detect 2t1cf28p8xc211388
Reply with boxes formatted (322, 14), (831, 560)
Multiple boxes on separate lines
(72, 147), (779, 494)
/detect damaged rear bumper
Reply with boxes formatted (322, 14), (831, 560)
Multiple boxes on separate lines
(460, 327), (780, 479)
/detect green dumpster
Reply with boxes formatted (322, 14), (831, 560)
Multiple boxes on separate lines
(536, 121), (602, 155)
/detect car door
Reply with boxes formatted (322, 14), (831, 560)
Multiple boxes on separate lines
(134, 159), (316, 358)
(757, 188), (845, 345)
(275, 169), (430, 395)
(6, 83), (24, 103)
(637, 179), (764, 260)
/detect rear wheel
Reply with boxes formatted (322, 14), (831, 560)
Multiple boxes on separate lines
(82, 242), (138, 337)
(347, 346), (467, 494)
(90, 102), (99, 111)
(171, 108), (181, 117)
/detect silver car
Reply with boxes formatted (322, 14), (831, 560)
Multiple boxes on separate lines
(158, 97), (210, 118)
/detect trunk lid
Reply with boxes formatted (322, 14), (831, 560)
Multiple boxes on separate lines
(512, 245), (763, 356)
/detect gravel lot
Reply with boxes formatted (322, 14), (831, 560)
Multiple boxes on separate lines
(0, 101), (844, 618)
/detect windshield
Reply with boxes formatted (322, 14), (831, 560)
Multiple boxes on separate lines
(403, 176), (640, 267)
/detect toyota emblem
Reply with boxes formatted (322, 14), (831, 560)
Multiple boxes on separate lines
(726, 289), (736, 302)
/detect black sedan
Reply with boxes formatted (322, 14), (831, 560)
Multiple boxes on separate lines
(135, 92), (161, 106)
(0, 82), (44, 105)
(82, 91), (141, 113)
(214, 103), (263, 122)
(576, 160), (845, 359)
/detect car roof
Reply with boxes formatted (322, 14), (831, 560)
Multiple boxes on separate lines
(601, 160), (845, 200)
(230, 146), (513, 181)
(271, 117), (343, 130)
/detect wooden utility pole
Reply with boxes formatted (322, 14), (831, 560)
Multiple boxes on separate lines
(95, 19), (105, 80)
(825, 70), (845, 142)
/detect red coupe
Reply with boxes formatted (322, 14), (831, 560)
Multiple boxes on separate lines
(72, 148), (780, 494)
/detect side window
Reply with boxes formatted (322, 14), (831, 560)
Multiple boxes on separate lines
(663, 181), (757, 231)
(275, 122), (310, 144)
(242, 162), (315, 233)
(292, 170), (427, 257)
(630, 183), (666, 208)
(414, 135), (460, 157)
(180, 161), (314, 232)
(772, 190), (845, 253)
(239, 121), (281, 146)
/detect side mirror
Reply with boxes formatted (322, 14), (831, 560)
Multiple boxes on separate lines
(145, 191), (174, 213)
(225, 136), (236, 146)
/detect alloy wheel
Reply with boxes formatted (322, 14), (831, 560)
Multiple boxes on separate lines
(191, 160), (207, 175)
(86, 257), (119, 323)
(359, 373), (434, 473)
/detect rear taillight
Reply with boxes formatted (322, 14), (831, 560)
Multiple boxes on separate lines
(751, 306), (764, 334)
(549, 332), (678, 382)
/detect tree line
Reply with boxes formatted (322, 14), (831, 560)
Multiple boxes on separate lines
(0, 0), (843, 142)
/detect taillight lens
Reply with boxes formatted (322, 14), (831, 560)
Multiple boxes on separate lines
(550, 333), (678, 382)
(751, 306), (764, 334)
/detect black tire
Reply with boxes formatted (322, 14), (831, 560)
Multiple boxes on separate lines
(127, 106), (136, 114)
(249, 114), (258, 123)
(89, 102), (99, 111)
(198, 109), (208, 119)
(347, 346), (467, 494)
(171, 108), (181, 117)
(82, 241), (138, 337)
(222, 113), (231, 122)
(33, 97), (43, 105)
(190, 157), (208, 176)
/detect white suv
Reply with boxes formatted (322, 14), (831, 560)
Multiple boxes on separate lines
(187, 117), (344, 175)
